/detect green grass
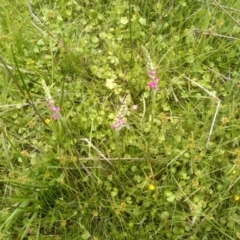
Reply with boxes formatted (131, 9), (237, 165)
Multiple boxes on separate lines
(0, 0), (240, 239)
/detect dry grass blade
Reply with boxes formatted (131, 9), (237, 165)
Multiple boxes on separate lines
(213, 0), (240, 27)
(182, 75), (221, 148)
(80, 138), (112, 165)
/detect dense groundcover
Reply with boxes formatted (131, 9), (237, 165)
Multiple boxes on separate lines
(0, 0), (240, 239)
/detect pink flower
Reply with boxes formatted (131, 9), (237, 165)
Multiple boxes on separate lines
(148, 70), (156, 76)
(148, 80), (158, 89)
(116, 118), (124, 125)
(147, 68), (159, 90)
(111, 116), (124, 129)
(52, 113), (59, 120)
(47, 99), (60, 120)
(52, 107), (60, 112)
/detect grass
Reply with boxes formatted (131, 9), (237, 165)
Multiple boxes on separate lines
(0, 0), (240, 239)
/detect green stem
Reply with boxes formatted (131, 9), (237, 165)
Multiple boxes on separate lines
(151, 89), (156, 130)
(128, 0), (133, 63)
(0, 53), (49, 127)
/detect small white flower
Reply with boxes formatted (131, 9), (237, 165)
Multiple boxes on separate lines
(132, 105), (138, 110)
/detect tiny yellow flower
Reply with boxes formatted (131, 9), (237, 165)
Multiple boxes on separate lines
(234, 149), (240, 156)
(192, 180), (199, 187)
(44, 172), (50, 178)
(159, 112), (168, 123)
(221, 117), (229, 124)
(21, 150), (28, 156)
(234, 195), (240, 201)
(28, 121), (35, 127)
(235, 159), (240, 168)
(71, 155), (77, 162)
(61, 220), (67, 227)
(120, 202), (126, 211)
(149, 184), (156, 190)
(59, 156), (66, 164)
(18, 176), (26, 183)
(8, 172), (15, 178)
(45, 118), (51, 124)
(236, 232), (240, 239)
(115, 209), (121, 215)
(48, 10), (56, 18)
